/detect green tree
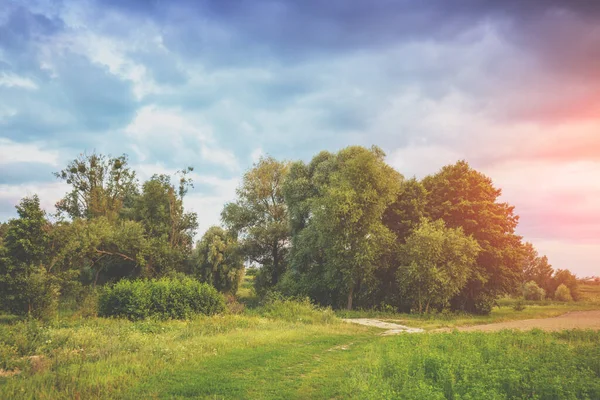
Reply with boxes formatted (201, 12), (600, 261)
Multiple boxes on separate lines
(193, 226), (244, 294)
(422, 161), (523, 314)
(551, 269), (580, 301)
(133, 171), (198, 277)
(54, 152), (137, 220)
(522, 281), (545, 301)
(521, 242), (554, 294)
(397, 219), (480, 313)
(554, 284), (573, 302)
(285, 146), (402, 309)
(0, 196), (59, 318)
(222, 157), (290, 294)
(383, 178), (428, 242)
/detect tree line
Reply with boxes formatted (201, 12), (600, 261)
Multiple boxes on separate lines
(0, 146), (580, 318)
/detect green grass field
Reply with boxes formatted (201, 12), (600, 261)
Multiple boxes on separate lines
(1, 279), (599, 399)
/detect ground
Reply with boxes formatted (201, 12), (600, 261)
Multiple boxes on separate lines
(0, 280), (598, 399)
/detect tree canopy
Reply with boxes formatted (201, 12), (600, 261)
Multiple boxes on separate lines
(0, 147), (580, 318)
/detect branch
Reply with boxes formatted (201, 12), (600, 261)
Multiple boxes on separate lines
(94, 249), (136, 263)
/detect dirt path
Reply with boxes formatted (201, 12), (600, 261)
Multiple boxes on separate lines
(342, 318), (424, 334)
(345, 310), (600, 335)
(444, 310), (600, 332)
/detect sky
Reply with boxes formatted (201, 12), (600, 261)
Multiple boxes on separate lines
(1, 0), (599, 276)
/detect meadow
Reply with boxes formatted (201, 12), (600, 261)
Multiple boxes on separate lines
(0, 279), (599, 399)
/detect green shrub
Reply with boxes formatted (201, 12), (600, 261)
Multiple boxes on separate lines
(98, 277), (225, 320)
(523, 281), (545, 301)
(555, 284), (573, 302)
(261, 295), (336, 325)
(512, 299), (526, 311)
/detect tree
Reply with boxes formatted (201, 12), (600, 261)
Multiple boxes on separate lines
(384, 178), (428, 242)
(71, 217), (148, 286)
(523, 281), (545, 301)
(555, 284), (573, 302)
(284, 146), (402, 309)
(0, 196), (59, 318)
(551, 269), (580, 301)
(397, 219), (480, 313)
(521, 242), (554, 294)
(133, 172), (198, 276)
(422, 161), (523, 314)
(193, 226), (244, 294)
(222, 157), (290, 294)
(54, 152), (137, 220)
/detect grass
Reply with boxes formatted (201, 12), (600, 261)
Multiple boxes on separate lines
(0, 278), (599, 399)
(580, 283), (600, 303)
(338, 295), (600, 331)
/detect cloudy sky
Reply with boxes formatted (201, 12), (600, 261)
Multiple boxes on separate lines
(1, 0), (599, 276)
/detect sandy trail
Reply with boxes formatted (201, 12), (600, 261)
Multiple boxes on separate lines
(344, 310), (600, 335)
(342, 318), (424, 334)
(444, 310), (600, 332)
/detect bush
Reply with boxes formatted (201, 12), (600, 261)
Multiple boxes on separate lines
(555, 284), (573, 302)
(261, 294), (336, 325)
(0, 265), (60, 320)
(523, 281), (545, 301)
(98, 277), (225, 320)
(512, 299), (526, 311)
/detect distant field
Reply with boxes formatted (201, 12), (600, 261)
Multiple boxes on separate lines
(580, 282), (600, 303)
(338, 297), (600, 331)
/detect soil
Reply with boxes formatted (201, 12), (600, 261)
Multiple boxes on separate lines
(344, 310), (600, 335)
(342, 318), (424, 334)
(444, 310), (600, 333)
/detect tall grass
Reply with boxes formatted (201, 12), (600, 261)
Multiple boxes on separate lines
(347, 330), (600, 399)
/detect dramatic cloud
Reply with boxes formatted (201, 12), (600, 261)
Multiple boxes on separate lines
(1, 0), (598, 275)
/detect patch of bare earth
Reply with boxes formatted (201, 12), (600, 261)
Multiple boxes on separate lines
(442, 310), (600, 332)
(342, 318), (424, 334)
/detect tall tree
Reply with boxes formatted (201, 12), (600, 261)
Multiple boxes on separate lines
(285, 146), (402, 309)
(222, 157), (290, 294)
(397, 219), (480, 313)
(384, 178), (428, 243)
(422, 161), (523, 314)
(193, 226), (244, 294)
(54, 152), (137, 220)
(521, 242), (554, 294)
(0, 196), (59, 317)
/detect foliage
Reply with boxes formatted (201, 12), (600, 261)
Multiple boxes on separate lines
(132, 172), (198, 277)
(98, 277), (225, 320)
(259, 295), (337, 325)
(284, 146), (402, 309)
(555, 284), (573, 302)
(521, 242), (554, 295)
(523, 280), (545, 301)
(192, 226), (244, 294)
(54, 152), (137, 220)
(0, 196), (60, 318)
(222, 156), (290, 295)
(422, 161), (523, 314)
(383, 178), (428, 242)
(397, 219), (480, 313)
(551, 269), (580, 301)
(512, 299), (526, 311)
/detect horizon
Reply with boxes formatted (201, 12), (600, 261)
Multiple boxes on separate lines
(1, 0), (599, 276)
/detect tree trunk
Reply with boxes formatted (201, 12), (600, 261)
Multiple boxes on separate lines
(272, 241), (279, 285)
(347, 285), (354, 310)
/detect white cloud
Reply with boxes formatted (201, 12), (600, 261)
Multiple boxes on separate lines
(125, 106), (239, 171)
(0, 182), (70, 216)
(0, 73), (38, 90)
(0, 138), (60, 165)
